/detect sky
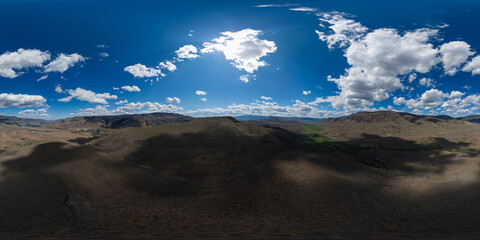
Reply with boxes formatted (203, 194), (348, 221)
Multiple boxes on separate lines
(1, 0), (480, 119)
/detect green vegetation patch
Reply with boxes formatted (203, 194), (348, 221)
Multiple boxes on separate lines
(303, 123), (325, 132)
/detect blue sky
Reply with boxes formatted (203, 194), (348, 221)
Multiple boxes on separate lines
(1, 0), (480, 119)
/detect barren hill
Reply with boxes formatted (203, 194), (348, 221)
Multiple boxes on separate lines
(1, 116), (480, 238)
(317, 111), (480, 143)
(47, 112), (193, 133)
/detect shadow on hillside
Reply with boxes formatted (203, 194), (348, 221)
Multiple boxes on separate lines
(1, 127), (480, 237)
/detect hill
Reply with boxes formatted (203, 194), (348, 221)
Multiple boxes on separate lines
(47, 112), (194, 133)
(234, 115), (322, 122)
(1, 116), (480, 238)
(316, 111), (480, 142)
(0, 115), (48, 127)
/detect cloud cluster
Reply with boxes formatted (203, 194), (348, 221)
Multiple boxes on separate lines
(165, 97), (181, 104)
(175, 45), (199, 59)
(310, 11), (480, 111)
(0, 93), (46, 108)
(121, 85), (141, 92)
(44, 53), (86, 73)
(439, 41), (474, 75)
(195, 90), (207, 95)
(201, 28), (277, 73)
(58, 87), (118, 104)
(0, 49), (51, 78)
(185, 99), (345, 118)
(124, 63), (163, 78)
(260, 96), (272, 101)
(18, 108), (48, 118)
(76, 102), (183, 116)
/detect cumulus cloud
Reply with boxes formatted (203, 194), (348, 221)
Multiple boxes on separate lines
(58, 87), (117, 104)
(0, 93), (46, 108)
(165, 97), (181, 104)
(185, 99), (345, 118)
(261, 96), (272, 101)
(55, 84), (63, 93)
(303, 90), (311, 95)
(124, 63), (163, 78)
(121, 85), (141, 92)
(115, 99), (128, 105)
(44, 53), (85, 73)
(419, 77), (435, 87)
(195, 90), (207, 95)
(394, 89), (470, 112)
(313, 12), (444, 110)
(239, 75), (249, 83)
(315, 12), (368, 49)
(201, 28), (277, 73)
(99, 52), (109, 58)
(463, 56), (480, 75)
(200, 98), (207, 101)
(159, 60), (177, 71)
(175, 45), (199, 59)
(0, 48), (51, 78)
(18, 108), (48, 118)
(76, 102), (183, 116)
(439, 41), (474, 75)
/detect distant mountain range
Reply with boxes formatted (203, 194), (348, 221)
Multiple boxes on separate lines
(1, 111), (480, 130)
(233, 115), (323, 122)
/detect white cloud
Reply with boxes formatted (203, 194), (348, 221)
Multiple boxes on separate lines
(195, 90), (207, 95)
(115, 99), (128, 105)
(121, 85), (141, 92)
(96, 45), (109, 48)
(185, 100), (345, 118)
(175, 45), (199, 59)
(165, 97), (181, 104)
(303, 90), (311, 95)
(200, 98), (207, 101)
(58, 87), (117, 104)
(0, 48), (51, 78)
(261, 96), (272, 101)
(159, 60), (177, 71)
(124, 63), (163, 78)
(315, 12), (368, 49)
(239, 75), (249, 83)
(18, 108), (48, 118)
(0, 93), (46, 108)
(449, 90), (464, 99)
(253, 4), (298, 8)
(201, 29), (277, 73)
(99, 52), (109, 58)
(290, 7), (317, 12)
(44, 53), (85, 73)
(113, 87), (119, 90)
(439, 41), (474, 75)
(55, 84), (63, 93)
(419, 77), (435, 87)
(76, 102), (183, 116)
(37, 75), (48, 82)
(314, 12), (441, 110)
(463, 55), (480, 75)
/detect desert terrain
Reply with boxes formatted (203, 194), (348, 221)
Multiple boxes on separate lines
(1, 111), (480, 239)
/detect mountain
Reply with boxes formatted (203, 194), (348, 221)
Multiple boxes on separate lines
(0, 115), (48, 127)
(317, 111), (479, 141)
(47, 112), (194, 133)
(234, 115), (322, 122)
(458, 115), (480, 123)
